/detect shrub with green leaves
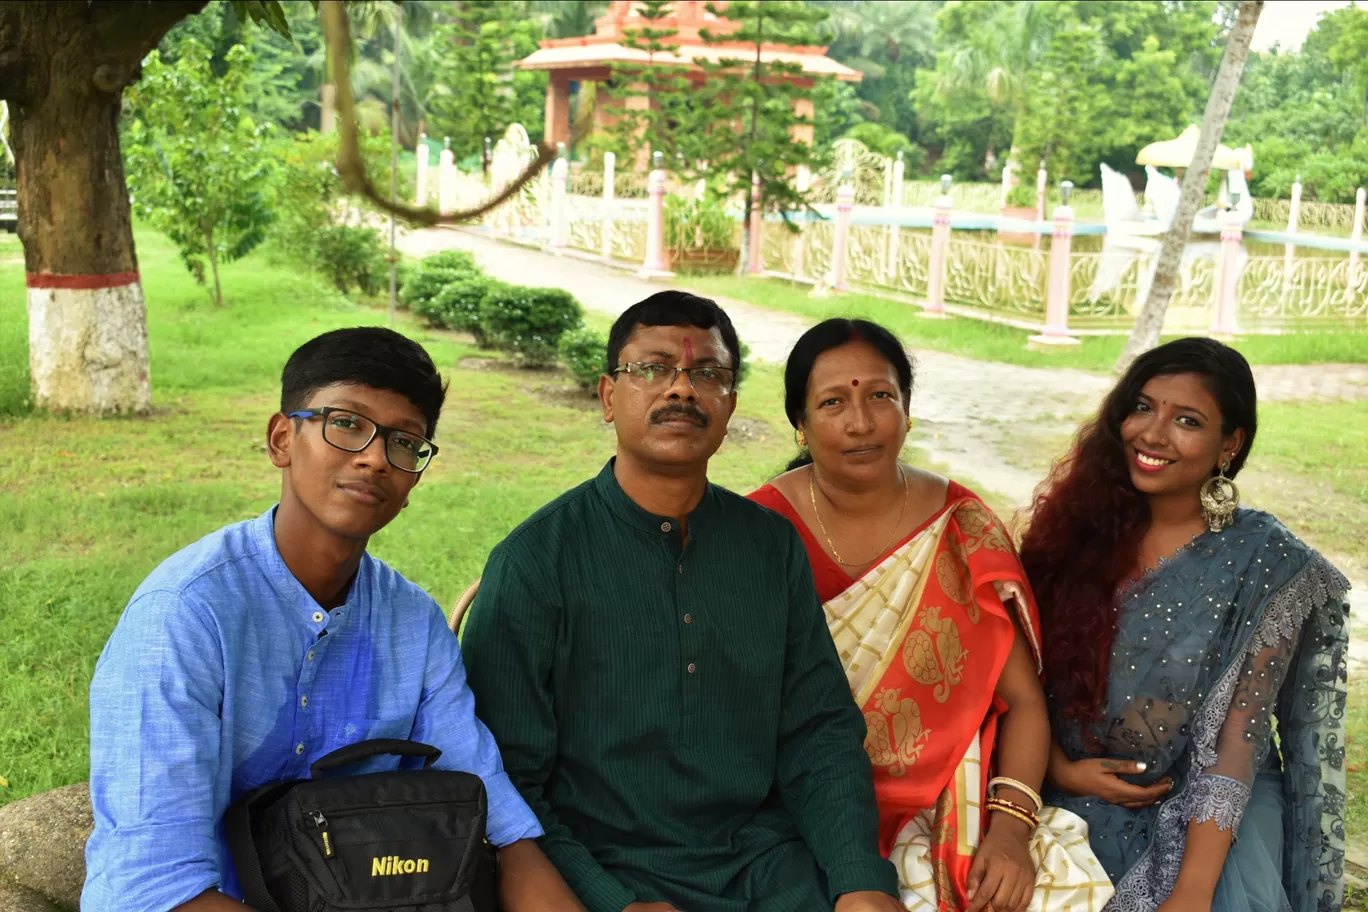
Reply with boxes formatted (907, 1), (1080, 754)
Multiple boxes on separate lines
(559, 327), (608, 392)
(315, 225), (388, 296)
(736, 339), (752, 390)
(400, 251), (483, 313)
(431, 277), (502, 345)
(422, 250), (479, 273)
(479, 286), (584, 365)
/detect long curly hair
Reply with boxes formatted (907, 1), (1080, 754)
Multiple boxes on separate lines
(1019, 338), (1257, 726)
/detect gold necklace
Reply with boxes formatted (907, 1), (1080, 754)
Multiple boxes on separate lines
(809, 464), (909, 567)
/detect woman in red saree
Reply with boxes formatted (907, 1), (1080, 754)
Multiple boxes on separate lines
(749, 320), (1111, 912)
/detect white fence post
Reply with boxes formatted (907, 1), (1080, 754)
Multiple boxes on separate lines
(600, 152), (616, 260)
(1212, 198), (1243, 336)
(549, 145), (568, 250)
(1283, 175), (1302, 294)
(438, 137), (455, 216)
(831, 170), (855, 292)
(415, 133), (429, 207)
(884, 151), (905, 285)
(924, 175), (953, 317)
(1350, 187), (1365, 293)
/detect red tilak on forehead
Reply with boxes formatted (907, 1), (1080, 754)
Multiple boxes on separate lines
(851, 379), (860, 387)
(682, 337), (694, 361)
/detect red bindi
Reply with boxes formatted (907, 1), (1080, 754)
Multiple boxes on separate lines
(851, 379), (860, 387)
(682, 338), (695, 362)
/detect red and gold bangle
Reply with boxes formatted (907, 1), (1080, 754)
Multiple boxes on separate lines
(987, 776), (1044, 812)
(985, 797), (1040, 830)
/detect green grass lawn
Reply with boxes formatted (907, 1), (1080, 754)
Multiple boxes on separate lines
(683, 276), (1368, 371)
(0, 228), (804, 804)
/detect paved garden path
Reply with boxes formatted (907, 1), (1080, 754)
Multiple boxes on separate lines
(401, 227), (1367, 662)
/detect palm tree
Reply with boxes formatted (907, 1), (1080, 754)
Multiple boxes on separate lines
(527, 0), (607, 39)
(814, 0), (936, 76)
(937, 1), (1057, 160)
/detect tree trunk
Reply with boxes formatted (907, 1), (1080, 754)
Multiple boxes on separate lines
(1114, 0), (1263, 374)
(204, 226), (223, 307)
(0, 1), (206, 414)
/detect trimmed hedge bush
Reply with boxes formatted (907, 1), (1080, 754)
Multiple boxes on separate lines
(399, 250), (483, 314)
(479, 286), (584, 365)
(429, 277), (503, 345)
(558, 327), (608, 392)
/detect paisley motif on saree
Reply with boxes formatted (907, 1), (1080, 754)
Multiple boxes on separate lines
(822, 493), (1113, 912)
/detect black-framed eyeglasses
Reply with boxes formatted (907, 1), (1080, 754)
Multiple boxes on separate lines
(611, 361), (737, 396)
(287, 407), (439, 474)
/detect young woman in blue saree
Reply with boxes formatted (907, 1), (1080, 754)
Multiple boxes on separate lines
(1020, 338), (1350, 912)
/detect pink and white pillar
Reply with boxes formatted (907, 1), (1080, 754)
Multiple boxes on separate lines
(747, 172), (764, 275)
(1282, 176), (1301, 293)
(924, 175), (953, 317)
(1030, 183), (1080, 348)
(1212, 203), (1243, 336)
(831, 171), (855, 292)
(639, 152), (674, 279)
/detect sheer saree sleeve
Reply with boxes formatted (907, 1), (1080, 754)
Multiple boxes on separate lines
(1181, 631), (1300, 833)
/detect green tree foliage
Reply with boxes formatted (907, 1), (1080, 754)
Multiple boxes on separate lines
(608, 0), (691, 165)
(124, 40), (275, 306)
(907, 0), (1223, 186)
(812, 0), (937, 140)
(1223, 4), (1368, 202)
(1016, 23), (1104, 183)
(683, 1), (831, 232)
(429, 1), (546, 163)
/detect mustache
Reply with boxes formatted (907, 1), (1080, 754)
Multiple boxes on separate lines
(650, 403), (711, 427)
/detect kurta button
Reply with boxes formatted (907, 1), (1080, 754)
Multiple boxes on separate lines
(295, 742), (305, 755)
(300, 695), (309, 708)
(311, 611), (325, 623)
(687, 662), (696, 673)
(684, 614), (693, 624)
(307, 650), (315, 661)
(660, 522), (672, 533)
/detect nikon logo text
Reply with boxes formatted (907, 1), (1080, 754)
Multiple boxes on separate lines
(372, 856), (430, 876)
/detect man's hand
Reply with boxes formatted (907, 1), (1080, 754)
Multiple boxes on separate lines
(1049, 756), (1171, 809)
(966, 816), (1035, 912)
(624, 904), (684, 912)
(496, 839), (587, 912)
(834, 890), (905, 912)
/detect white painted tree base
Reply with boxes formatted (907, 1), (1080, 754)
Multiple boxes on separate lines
(27, 282), (151, 414)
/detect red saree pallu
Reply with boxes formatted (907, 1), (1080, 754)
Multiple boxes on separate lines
(751, 484), (1112, 912)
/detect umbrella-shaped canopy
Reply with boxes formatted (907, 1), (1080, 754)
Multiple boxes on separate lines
(1136, 125), (1253, 172)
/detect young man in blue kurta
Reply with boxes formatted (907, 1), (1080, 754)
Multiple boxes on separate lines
(463, 294), (902, 912)
(83, 328), (582, 912)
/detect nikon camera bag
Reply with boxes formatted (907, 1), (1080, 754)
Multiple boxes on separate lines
(226, 739), (497, 912)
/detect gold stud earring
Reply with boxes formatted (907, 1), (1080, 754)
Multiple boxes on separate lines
(906, 416), (913, 432)
(796, 428), (807, 448)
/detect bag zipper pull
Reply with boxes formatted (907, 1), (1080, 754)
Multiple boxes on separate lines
(310, 810), (333, 857)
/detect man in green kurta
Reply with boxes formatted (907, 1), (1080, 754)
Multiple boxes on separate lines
(463, 292), (901, 912)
